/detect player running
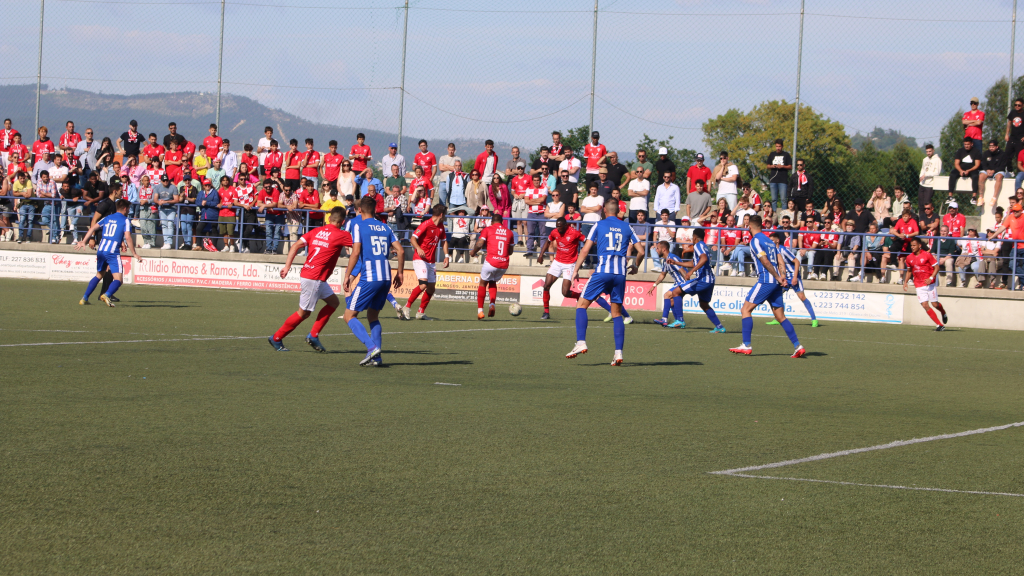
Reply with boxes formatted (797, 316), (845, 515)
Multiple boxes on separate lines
(342, 197), (405, 366)
(404, 204), (450, 320)
(268, 207), (353, 352)
(904, 237), (948, 331)
(566, 198), (644, 366)
(76, 199), (142, 307)
(341, 211), (405, 320)
(469, 212), (513, 320)
(729, 215), (806, 358)
(768, 232), (819, 328)
(647, 229), (726, 332)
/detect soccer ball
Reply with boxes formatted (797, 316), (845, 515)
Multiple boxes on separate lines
(509, 303), (523, 316)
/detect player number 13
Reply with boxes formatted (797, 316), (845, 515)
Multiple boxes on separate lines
(605, 231), (622, 251)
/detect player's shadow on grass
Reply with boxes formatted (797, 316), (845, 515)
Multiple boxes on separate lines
(125, 302), (197, 308)
(383, 360), (473, 366)
(583, 361), (704, 367)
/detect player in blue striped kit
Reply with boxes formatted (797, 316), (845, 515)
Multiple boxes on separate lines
(769, 231), (819, 328)
(647, 228), (726, 333)
(75, 199), (142, 307)
(343, 210), (405, 320)
(729, 215), (806, 358)
(342, 197), (406, 366)
(565, 198), (645, 366)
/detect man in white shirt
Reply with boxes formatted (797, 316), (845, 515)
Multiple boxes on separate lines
(74, 127), (100, 187)
(918, 144), (942, 212)
(714, 150), (739, 210)
(219, 139), (238, 178)
(32, 152), (55, 184)
(558, 147), (581, 183)
(653, 172), (680, 220)
(436, 142), (460, 207)
(733, 198), (757, 225)
(256, 127), (274, 178)
(626, 166), (650, 223)
(381, 142), (406, 182)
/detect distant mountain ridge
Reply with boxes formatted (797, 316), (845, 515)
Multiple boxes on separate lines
(0, 84), (514, 162)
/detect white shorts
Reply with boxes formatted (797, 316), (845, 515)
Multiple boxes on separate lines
(413, 259), (436, 283)
(480, 262), (507, 283)
(546, 261), (574, 280)
(299, 277), (335, 311)
(915, 282), (938, 303)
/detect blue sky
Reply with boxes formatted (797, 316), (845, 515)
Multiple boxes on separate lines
(3, 0), (1022, 157)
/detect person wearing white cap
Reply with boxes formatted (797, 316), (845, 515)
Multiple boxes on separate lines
(654, 146), (676, 186)
(942, 201), (966, 237)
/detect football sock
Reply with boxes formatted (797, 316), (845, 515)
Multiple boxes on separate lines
(83, 277), (100, 300)
(567, 289), (582, 300)
(672, 297), (684, 321)
(310, 305), (336, 338)
(613, 316), (625, 350)
(595, 297), (611, 312)
(925, 308), (942, 326)
(622, 307), (631, 319)
(741, 316), (753, 347)
(104, 280), (122, 298)
(933, 302), (946, 315)
(543, 290), (550, 313)
(419, 292), (432, 313)
(662, 298), (670, 321)
(780, 319), (801, 347)
(274, 312), (305, 341)
(386, 293), (399, 309)
(477, 286), (486, 309)
(369, 320), (382, 349)
(802, 299), (816, 320)
(346, 318), (374, 351)
(488, 284), (497, 304)
(704, 307), (722, 327)
(575, 308), (588, 341)
(406, 286), (422, 308)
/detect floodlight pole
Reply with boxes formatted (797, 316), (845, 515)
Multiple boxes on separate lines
(397, 0), (409, 155)
(35, 0), (45, 132)
(792, 0), (805, 163)
(216, 0), (225, 128)
(589, 0), (599, 133)
(1010, 0), (1018, 114)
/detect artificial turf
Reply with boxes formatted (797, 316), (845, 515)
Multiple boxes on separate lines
(1, 277), (1022, 575)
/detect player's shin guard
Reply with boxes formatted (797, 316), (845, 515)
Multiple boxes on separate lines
(543, 290), (550, 313)
(672, 297), (683, 321)
(705, 307), (722, 327)
(83, 276), (100, 300)
(274, 312), (305, 341)
(595, 297), (611, 312)
(925, 308), (942, 326)
(780, 319), (801, 347)
(419, 292), (432, 313)
(369, 320), (382, 349)
(741, 316), (753, 347)
(406, 286), (422, 307)
(310, 305), (336, 338)
(613, 316), (625, 351)
(346, 318), (374, 351)
(661, 298), (670, 320)
(477, 286), (486, 309)
(104, 280), (122, 298)
(488, 284), (497, 304)
(575, 308), (588, 341)
(802, 299), (817, 320)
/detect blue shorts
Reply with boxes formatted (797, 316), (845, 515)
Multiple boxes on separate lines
(747, 282), (785, 308)
(583, 272), (626, 304)
(784, 276), (804, 293)
(97, 252), (122, 274)
(678, 279), (715, 303)
(347, 280), (390, 312)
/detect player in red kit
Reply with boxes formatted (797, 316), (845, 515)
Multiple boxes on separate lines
(269, 207), (353, 352)
(404, 204), (451, 320)
(535, 217), (586, 319)
(904, 237), (948, 331)
(470, 213), (514, 319)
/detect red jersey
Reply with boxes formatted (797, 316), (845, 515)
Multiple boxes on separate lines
(906, 250), (937, 286)
(32, 139), (55, 160)
(264, 150), (283, 173)
(583, 143), (606, 174)
(962, 110), (984, 140)
(164, 150), (184, 182)
(510, 174), (531, 196)
(258, 188), (280, 214)
(548, 226), (585, 264)
(798, 227), (820, 248)
(720, 228), (740, 247)
(181, 140), (195, 158)
(409, 175), (432, 192)
(300, 225), (354, 281)
(412, 218), (446, 263)
(893, 217), (919, 238)
(218, 187), (237, 217)
(8, 143), (28, 162)
(143, 144), (165, 165)
(203, 136), (223, 157)
(59, 132), (81, 164)
(481, 224), (513, 269)
(234, 181), (258, 207)
(943, 213), (966, 237)
(350, 144), (371, 172)
(240, 153), (259, 173)
(284, 150), (302, 180)
(0, 129), (18, 152)
(685, 165), (712, 192)
(322, 152), (344, 181)
(301, 150), (321, 177)
(299, 189), (322, 220)
(820, 231), (839, 248)
(145, 166), (164, 183)
(414, 151), (437, 180)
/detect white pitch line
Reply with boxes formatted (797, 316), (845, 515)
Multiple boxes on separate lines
(434, 382), (462, 386)
(710, 420), (1024, 475)
(723, 473), (1024, 498)
(0, 325), (563, 348)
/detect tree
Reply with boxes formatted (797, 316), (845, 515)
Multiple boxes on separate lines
(702, 100), (851, 200)
(982, 75), (1024, 145)
(939, 111), (963, 174)
(633, 134), (697, 176)
(531, 125), (591, 163)
(850, 127), (918, 151)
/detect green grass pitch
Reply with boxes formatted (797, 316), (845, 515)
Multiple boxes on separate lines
(1, 277), (1022, 574)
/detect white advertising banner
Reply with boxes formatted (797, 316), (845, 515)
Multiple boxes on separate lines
(0, 250), (134, 283)
(133, 257), (342, 292)
(0, 250), (49, 280)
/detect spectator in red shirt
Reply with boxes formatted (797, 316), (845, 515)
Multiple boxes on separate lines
(58, 121), (81, 168)
(322, 140), (345, 192)
(163, 139), (184, 184)
(349, 133), (372, 172)
(32, 126), (55, 166)
(300, 138), (321, 189)
(474, 140), (499, 184)
(963, 97), (984, 151)
(240, 144), (259, 179)
(202, 124), (222, 160)
(797, 216), (821, 279)
(284, 139), (303, 191)
(685, 153), (712, 194)
(414, 139), (437, 185)
(942, 201), (966, 237)
(889, 209), (920, 271)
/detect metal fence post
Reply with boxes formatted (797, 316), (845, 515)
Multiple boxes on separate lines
(589, 0), (598, 132)
(1010, 0), (1018, 115)
(216, 0), (225, 128)
(791, 0), (805, 164)
(34, 0), (45, 132)
(397, 0), (409, 155)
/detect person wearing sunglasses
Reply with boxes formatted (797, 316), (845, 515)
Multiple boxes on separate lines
(788, 159), (813, 210)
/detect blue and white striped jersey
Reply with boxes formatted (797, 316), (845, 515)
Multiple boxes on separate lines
(690, 240), (715, 284)
(345, 217), (364, 277)
(778, 244), (797, 283)
(586, 217), (640, 275)
(750, 232), (780, 286)
(351, 217), (398, 282)
(664, 258), (688, 285)
(97, 212), (129, 255)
